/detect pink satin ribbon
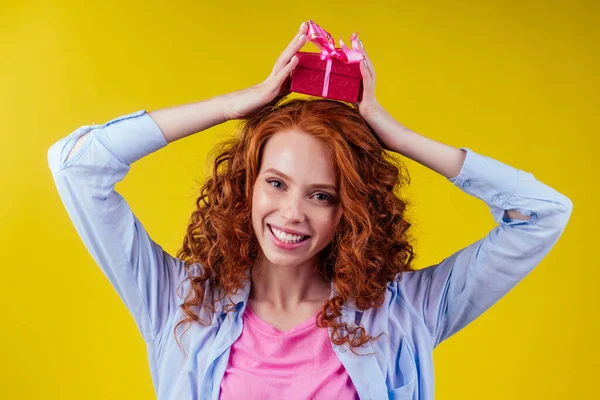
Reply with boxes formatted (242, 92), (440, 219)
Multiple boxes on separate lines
(305, 20), (364, 97)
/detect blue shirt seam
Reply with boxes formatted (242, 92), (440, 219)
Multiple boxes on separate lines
(499, 168), (521, 210)
(99, 169), (160, 343)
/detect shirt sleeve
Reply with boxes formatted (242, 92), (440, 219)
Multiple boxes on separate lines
(47, 110), (188, 343)
(394, 147), (573, 348)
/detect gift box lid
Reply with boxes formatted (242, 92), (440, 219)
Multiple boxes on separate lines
(296, 51), (362, 78)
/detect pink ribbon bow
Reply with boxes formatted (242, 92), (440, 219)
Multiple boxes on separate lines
(305, 20), (364, 97)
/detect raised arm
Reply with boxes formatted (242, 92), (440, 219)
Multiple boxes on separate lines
(48, 110), (189, 343)
(355, 41), (572, 347)
(48, 22), (310, 343)
(360, 105), (573, 348)
(401, 144), (572, 347)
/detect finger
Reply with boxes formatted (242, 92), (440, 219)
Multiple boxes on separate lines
(359, 40), (376, 80)
(272, 22), (309, 74)
(269, 54), (299, 91)
(359, 57), (374, 96)
(363, 54), (375, 80)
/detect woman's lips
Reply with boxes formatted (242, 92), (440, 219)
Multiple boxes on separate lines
(267, 224), (311, 250)
(268, 223), (311, 237)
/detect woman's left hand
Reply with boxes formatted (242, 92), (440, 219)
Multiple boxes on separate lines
(354, 39), (412, 154)
(355, 38), (384, 122)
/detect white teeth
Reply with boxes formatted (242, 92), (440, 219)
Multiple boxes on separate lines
(270, 226), (306, 243)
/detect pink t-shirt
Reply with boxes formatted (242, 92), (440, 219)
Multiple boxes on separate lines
(219, 305), (359, 399)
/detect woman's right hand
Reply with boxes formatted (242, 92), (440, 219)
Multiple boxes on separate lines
(224, 21), (309, 120)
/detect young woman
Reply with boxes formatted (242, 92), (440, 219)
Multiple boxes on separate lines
(48, 21), (572, 400)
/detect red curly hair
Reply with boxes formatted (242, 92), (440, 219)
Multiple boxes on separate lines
(174, 97), (417, 356)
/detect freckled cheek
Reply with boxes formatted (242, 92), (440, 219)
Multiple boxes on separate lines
(252, 190), (282, 230)
(253, 189), (277, 213)
(313, 211), (340, 240)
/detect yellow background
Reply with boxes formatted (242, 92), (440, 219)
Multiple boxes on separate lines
(1, 0), (597, 398)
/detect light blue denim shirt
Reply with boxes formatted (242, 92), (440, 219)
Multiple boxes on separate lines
(48, 110), (573, 400)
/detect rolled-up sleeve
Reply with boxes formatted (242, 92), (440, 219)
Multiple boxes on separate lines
(395, 147), (573, 348)
(48, 110), (187, 343)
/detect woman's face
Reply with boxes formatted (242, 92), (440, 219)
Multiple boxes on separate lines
(251, 128), (343, 268)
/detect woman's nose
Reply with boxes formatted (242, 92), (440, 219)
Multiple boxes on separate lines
(281, 196), (305, 222)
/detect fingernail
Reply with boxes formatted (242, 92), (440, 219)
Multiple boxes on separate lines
(359, 39), (364, 48)
(363, 59), (367, 66)
(299, 21), (306, 31)
(298, 33), (305, 42)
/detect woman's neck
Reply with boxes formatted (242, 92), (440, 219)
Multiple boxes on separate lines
(249, 255), (331, 312)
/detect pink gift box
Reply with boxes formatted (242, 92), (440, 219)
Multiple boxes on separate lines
(290, 51), (364, 103)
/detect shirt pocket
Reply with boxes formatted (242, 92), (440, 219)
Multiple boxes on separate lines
(387, 338), (417, 399)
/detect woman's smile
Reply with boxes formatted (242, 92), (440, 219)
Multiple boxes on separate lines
(267, 223), (312, 250)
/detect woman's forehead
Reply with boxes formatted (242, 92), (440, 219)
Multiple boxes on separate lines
(260, 129), (337, 184)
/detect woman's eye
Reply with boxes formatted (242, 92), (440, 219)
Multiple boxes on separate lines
(267, 179), (283, 189)
(315, 193), (332, 202)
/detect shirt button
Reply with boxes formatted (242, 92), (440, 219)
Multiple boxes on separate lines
(463, 179), (472, 188)
(492, 195), (500, 203)
(530, 212), (538, 224)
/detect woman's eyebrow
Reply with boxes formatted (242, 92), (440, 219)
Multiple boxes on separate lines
(263, 168), (338, 191)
